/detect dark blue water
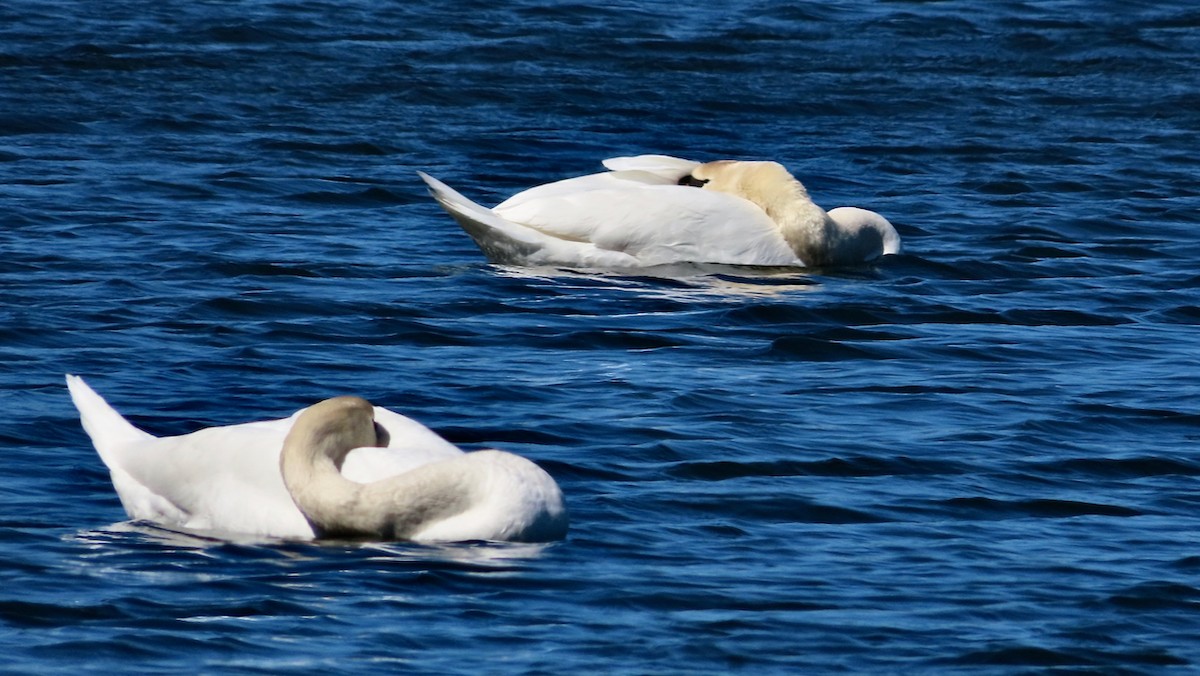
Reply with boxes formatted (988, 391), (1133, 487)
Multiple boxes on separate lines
(3, 0), (1200, 672)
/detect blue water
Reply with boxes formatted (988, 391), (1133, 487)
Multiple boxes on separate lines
(3, 0), (1200, 672)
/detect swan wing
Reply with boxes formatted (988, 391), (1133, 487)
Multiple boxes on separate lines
(352, 450), (567, 543)
(420, 171), (640, 266)
(407, 451), (568, 543)
(339, 407), (463, 481)
(493, 169), (677, 212)
(110, 408), (469, 539)
(495, 185), (802, 266)
(110, 420), (314, 537)
(494, 154), (699, 212)
(600, 154), (701, 178)
(69, 376), (476, 540)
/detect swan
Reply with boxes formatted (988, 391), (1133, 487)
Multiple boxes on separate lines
(279, 395), (566, 541)
(66, 375), (568, 542)
(419, 154), (901, 268)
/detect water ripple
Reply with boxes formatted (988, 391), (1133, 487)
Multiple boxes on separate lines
(3, 0), (1200, 673)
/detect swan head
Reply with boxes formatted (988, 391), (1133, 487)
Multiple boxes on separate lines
(283, 396), (389, 469)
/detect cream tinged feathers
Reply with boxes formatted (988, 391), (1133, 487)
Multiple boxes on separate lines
(689, 160), (839, 267)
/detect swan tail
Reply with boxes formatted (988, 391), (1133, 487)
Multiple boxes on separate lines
(66, 375), (154, 464)
(418, 171), (554, 264)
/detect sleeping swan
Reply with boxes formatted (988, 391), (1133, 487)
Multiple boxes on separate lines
(66, 375), (567, 542)
(279, 396), (566, 541)
(419, 154), (901, 268)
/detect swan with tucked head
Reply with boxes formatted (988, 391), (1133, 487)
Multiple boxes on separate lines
(420, 154), (900, 269)
(67, 375), (567, 542)
(280, 396), (568, 542)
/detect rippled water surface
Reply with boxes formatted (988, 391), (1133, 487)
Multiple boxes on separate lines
(3, 0), (1200, 672)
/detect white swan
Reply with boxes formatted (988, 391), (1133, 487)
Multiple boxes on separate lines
(419, 154), (901, 268)
(279, 396), (566, 541)
(66, 375), (568, 542)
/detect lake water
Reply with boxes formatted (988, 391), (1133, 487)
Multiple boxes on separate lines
(2, 0), (1199, 672)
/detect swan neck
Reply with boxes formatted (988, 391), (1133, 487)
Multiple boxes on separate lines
(281, 436), (364, 536)
(278, 398), (380, 537)
(769, 181), (836, 265)
(280, 423), (472, 539)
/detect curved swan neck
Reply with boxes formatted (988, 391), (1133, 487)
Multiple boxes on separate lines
(694, 160), (839, 265)
(769, 183), (839, 266)
(280, 397), (485, 540)
(743, 169), (842, 266)
(279, 397), (382, 536)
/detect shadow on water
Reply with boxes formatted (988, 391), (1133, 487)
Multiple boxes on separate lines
(73, 521), (560, 565)
(491, 257), (912, 301)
